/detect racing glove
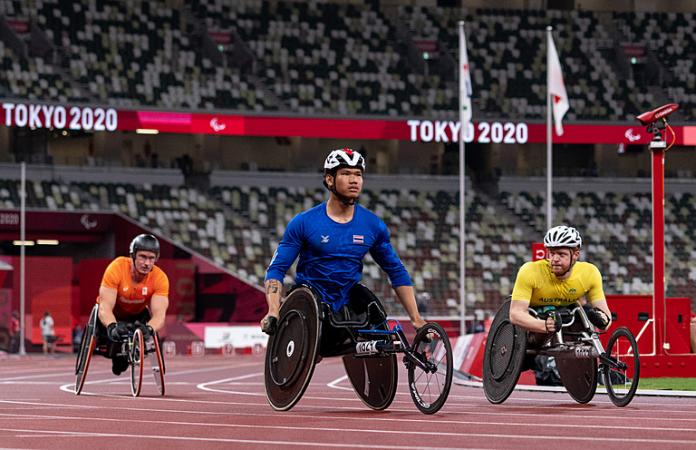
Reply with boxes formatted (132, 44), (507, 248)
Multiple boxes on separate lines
(585, 306), (610, 330)
(107, 322), (129, 342)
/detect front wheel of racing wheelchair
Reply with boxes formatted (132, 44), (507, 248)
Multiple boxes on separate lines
(74, 304), (167, 397)
(264, 285), (453, 414)
(483, 300), (640, 407)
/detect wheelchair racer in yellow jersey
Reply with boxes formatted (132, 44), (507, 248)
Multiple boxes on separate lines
(510, 226), (612, 334)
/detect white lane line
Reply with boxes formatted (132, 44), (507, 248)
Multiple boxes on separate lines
(0, 369), (111, 382)
(327, 375), (352, 391)
(194, 373), (696, 413)
(60, 362), (260, 394)
(0, 428), (465, 449)
(2, 398), (696, 430)
(1, 411), (696, 435)
(198, 372), (425, 407)
(0, 425), (694, 446)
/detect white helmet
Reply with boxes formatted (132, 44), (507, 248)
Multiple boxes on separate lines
(544, 225), (582, 248)
(323, 148), (365, 172)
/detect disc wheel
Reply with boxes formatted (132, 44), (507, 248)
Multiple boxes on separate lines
(482, 301), (527, 404)
(130, 328), (145, 397)
(407, 322), (453, 414)
(602, 327), (640, 407)
(264, 287), (321, 411)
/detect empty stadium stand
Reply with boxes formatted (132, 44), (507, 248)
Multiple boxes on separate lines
(3, 166), (695, 317)
(0, 1), (693, 120)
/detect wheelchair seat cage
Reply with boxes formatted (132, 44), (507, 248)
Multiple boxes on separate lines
(264, 286), (453, 414)
(74, 304), (166, 397)
(483, 300), (640, 407)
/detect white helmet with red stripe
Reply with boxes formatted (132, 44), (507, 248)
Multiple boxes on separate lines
(323, 148), (365, 172)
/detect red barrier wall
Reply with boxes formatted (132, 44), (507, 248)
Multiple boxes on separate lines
(605, 295), (692, 355)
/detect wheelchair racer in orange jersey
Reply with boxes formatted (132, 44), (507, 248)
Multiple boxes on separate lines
(96, 234), (170, 375)
(510, 225), (612, 335)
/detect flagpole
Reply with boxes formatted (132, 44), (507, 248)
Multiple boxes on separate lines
(19, 162), (26, 356)
(458, 21), (470, 337)
(546, 26), (553, 231)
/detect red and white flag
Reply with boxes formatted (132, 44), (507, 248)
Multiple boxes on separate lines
(548, 33), (569, 136)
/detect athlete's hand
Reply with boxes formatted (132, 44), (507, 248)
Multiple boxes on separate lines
(544, 316), (556, 333)
(134, 321), (155, 339)
(107, 322), (129, 342)
(585, 306), (610, 330)
(261, 314), (278, 335)
(412, 317), (427, 330)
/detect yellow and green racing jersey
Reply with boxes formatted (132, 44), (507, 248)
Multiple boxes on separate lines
(511, 259), (605, 308)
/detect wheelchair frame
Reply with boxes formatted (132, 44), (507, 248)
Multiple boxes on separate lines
(264, 286), (453, 414)
(483, 300), (640, 407)
(74, 304), (166, 397)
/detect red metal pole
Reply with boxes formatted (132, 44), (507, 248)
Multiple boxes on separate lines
(651, 146), (666, 355)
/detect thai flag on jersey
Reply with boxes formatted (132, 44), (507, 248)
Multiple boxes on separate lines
(353, 235), (364, 244)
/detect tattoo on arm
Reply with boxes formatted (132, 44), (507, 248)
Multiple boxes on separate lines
(266, 279), (281, 295)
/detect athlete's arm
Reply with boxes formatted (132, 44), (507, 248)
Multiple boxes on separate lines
(509, 300), (555, 333)
(263, 214), (303, 327)
(393, 285), (426, 329)
(586, 264), (611, 328)
(369, 220), (424, 328)
(587, 298), (611, 328)
(148, 294), (169, 332)
(263, 279), (282, 320)
(98, 285), (118, 327)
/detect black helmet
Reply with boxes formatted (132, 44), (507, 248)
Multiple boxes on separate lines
(129, 234), (160, 259)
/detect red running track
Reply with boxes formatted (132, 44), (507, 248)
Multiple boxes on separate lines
(0, 354), (695, 449)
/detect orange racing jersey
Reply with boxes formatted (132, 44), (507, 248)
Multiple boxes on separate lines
(98, 256), (169, 319)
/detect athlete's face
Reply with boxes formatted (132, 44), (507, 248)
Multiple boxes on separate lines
(133, 250), (157, 275)
(329, 168), (363, 199)
(547, 247), (579, 276)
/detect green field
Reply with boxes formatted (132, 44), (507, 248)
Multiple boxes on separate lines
(637, 378), (696, 391)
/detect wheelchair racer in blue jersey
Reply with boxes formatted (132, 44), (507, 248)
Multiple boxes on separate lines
(261, 148), (427, 334)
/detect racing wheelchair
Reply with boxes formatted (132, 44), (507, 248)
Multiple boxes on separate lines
(264, 285), (453, 414)
(483, 300), (640, 407)
(74, 304), (166, 397)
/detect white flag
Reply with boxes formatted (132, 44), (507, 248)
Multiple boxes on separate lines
(459, 23), (472, 129)
(548, 32), (569, 136)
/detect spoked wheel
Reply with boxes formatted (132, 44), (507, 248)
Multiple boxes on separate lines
(601, 327), (640, 407)
(406, 322), (453, 414)
(75, 305), (98, 395)
(150, 333), (166, 396)
(130, 328), (145, 397)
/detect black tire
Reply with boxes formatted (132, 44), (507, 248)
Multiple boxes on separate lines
(75, 305), (98, 395)
(602, 327), (640, 407)
(407, 322), (453, 414)
(151, 332), (166, 396)
(556, 356), (597, 404)
(130, 328), (145, 397)
(482, 301), (527, 404)
(343, 354), (398, 410)
(264, 287), (321, 411)
(74, 333), (95, 395)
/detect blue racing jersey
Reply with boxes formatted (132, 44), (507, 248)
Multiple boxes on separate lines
(265, 202), (412, 311)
